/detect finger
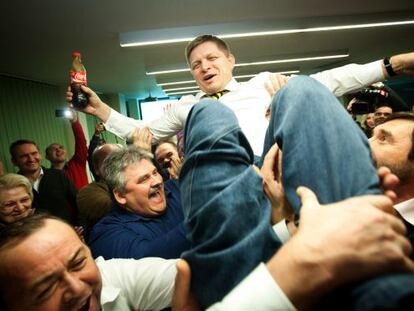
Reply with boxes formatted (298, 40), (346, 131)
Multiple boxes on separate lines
(384, 213), (407, 236)
(394, 233), (412, 256)
(261, 143), (279, 178)
(80, 84), (94, 95)
(264, 81), (275, 98)
(296, 186), (319, 208)
(358, 194), (394, 214)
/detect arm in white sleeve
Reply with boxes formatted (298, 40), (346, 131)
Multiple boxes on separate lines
(105, 97), (196, 142)
(104, 109), (146, 140)
(310, 60), (385, 96)
(207, 263), (297, 311)
(98, 257), (177, 310)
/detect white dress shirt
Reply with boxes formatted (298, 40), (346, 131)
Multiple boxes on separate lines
(97, 256), (177, 311)
(394, 198), (414, 226)
(105, 60), (384, 155)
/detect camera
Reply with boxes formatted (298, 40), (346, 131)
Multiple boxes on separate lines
(55, 109), (72, 118)
(350, 88), (389, 114)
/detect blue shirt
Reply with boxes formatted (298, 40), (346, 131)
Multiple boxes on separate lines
(88, 179), (190, 260)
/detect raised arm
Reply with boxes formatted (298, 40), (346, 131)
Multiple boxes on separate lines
(310, 52), (414, 97)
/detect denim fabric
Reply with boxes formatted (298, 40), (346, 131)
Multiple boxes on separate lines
(180, 99), (281, 308)
(180, 76), (413, 309)
(262, 75), (381, 212)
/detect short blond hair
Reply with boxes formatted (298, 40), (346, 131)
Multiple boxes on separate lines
(0, 174), (33, 201)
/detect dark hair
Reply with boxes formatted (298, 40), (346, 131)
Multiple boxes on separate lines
(0, 213), (61, 251)
(382, 112), (414, 159)
(9, 139), (38, 160)
(185, 34), (231, 64)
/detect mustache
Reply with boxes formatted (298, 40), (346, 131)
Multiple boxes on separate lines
(149, 183), (162, 197)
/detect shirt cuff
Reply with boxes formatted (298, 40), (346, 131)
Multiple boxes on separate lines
(273, 219), (291, 243)
(208, 263), (296, 311)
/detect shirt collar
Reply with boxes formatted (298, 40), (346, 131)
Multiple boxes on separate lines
(195, 78), (239, 100)
(394, 198), (414, 225)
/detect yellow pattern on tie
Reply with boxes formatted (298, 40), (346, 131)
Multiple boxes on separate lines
(202, 89), (229, 99)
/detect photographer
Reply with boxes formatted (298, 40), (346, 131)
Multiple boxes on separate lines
(347, 83), (409, 135)
(46, 109), (88, 190)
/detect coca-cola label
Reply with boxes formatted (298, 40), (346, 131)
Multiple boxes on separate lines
(70, 71), (87, 84)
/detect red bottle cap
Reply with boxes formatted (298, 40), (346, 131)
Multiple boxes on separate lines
(72, 51), (81, 57)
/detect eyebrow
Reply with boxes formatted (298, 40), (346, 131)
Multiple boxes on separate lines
(31, 246), (84, 290)
(377, 128), (393, 139)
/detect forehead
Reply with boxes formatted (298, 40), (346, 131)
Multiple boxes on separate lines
(0, 220), (82, 281)
(376, 106), (392, 113)
(15, 143), (39, 155)
(189, 41), (226, 61)
(0, 186), (29, 201)
(123, 159), (155, 178)
(376, 119), (414, 136)
(155, 143), (176, 156)
(50, 144), (63, 149)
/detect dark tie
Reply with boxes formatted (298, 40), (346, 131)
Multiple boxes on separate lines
(202, 90), (229, 99)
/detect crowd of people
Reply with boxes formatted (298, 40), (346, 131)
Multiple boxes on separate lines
(1, 34), (414, 310)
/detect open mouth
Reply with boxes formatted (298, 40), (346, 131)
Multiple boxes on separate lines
(78, 296), (91, 311)
(149, 187), (161, 199)
(203, 74), (215, 81)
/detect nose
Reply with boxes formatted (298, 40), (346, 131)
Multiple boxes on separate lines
(150, 173), (162, 185)
(200, 59), (210, 71)
(62, 272), (87, 304)
(14, 201), (27, 213)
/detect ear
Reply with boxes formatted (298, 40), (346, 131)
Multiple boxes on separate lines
(113, 189), (127, 205)
(228, 53), (236, 69)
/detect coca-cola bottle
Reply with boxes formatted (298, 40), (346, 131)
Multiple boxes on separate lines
(70, 51), (89, 108)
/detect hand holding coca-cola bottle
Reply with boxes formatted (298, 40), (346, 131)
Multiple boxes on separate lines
(66, 84), (112, 122)
(70, 51), (89, 108)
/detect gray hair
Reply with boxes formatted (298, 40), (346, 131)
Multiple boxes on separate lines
(0, 174), (33, 201)
(101, 146), (154, 194)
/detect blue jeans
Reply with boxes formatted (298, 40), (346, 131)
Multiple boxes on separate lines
(180, 76), (411, 308)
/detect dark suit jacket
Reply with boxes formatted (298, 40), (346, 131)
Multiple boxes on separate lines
(31, 167), (78, 225)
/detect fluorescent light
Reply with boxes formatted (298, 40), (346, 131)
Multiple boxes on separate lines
(121, 19), (414, 47)
(147, 55), (346, 75)
(235, 54), (349, 67)
(157, 80), (195, 86)
(163, 86), (200, 92)
(166, 89), (199, 96)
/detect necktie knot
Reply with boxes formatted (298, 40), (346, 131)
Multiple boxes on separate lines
(202, 90), (229, 100)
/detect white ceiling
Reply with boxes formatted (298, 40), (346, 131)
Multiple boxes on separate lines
(1, 0), (414, 99)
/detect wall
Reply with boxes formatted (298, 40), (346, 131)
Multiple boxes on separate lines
(0, 75), (122, 175)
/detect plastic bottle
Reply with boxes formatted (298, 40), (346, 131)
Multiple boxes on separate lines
(70, 51), (89, 108)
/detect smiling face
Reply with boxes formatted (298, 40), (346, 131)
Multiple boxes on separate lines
(154, 142), (179, 169)
(188, 41), (235, 95)
(114, 159), (167, 217)
(46, 144), (67, 164)
(11, 143), (41, 175)
(0, 186), (33, 224)
(0, 219), (102, 311)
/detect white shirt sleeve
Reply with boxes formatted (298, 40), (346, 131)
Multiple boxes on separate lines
(104, 96), (196, 142)
(309, 60), (385, 96)
(104, 109), (146, 140)
(207, 263), (297, 311)
(98, 257), (177, 311)
(273, 219), (291, 243)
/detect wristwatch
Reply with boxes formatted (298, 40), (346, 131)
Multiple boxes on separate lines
(383, 57), (397, 77)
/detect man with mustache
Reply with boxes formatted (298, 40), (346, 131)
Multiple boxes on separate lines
(87, 146), (190, 260)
